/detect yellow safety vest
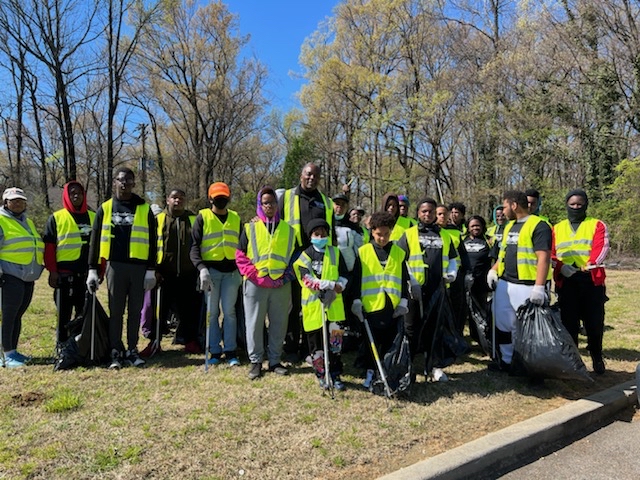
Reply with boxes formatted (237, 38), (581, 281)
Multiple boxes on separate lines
(246, 220), (295, 279)
(99, 199), (151, 261)
(294, 246), (345, 331)
(156, 212), (196, 264)
(497, 216), (552, 281)
(199, 209), (240, 261)
(403, 226), (451, 285)
(0, 215), (44, 265)
(390, 215), (413, 242)
(283, 188), (333, 247)
(53, 209), (95, 262)
(553, 218), (599, 268)
(359, 243), (404, 313)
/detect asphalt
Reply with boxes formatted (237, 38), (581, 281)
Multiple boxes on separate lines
(379, 375), (638, 480)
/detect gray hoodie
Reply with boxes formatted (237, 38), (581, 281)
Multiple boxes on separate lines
(0, 206), (45, 282)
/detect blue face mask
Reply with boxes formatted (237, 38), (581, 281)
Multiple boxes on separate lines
(335, 214), (345, 220)
(311, 237), (329, 249)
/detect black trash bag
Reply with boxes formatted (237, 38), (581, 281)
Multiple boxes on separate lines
(511, 301), (592, 382)
(464, 275), (493, 356)
(422, 283), (469, 372)
(371, 325), (412, 396)
(54, 337), (82, 371)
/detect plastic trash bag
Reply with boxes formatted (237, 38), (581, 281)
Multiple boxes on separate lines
(511, 301), (592, 382)
(464, 274), (493, 356)
(372, 325), (412, 396)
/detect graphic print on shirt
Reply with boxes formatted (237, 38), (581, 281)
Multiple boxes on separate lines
(419, 234), (443, 250)
(112, 212), (134, 227)
(505, 230), (520, 246)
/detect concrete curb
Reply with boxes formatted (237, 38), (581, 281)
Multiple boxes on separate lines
(379, 379), (638, 480)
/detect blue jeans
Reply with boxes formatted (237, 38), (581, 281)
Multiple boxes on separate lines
(206, 269), (242, 356)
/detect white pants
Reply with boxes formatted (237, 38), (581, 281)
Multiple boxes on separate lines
(492, 279), (532, 364)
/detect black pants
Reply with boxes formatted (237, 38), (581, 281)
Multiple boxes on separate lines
(159, 272), (201, 344)
(54, 273), (86, 342)
(1, 275), (35, 351)
(307, 325), (343, 375)
(557, 272), (606, 356)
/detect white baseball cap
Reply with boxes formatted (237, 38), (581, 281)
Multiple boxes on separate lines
(2, 187), (27, 201)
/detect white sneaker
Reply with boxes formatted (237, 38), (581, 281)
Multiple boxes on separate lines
(363, 369), (375, 388)
(431, 368), (449, 382)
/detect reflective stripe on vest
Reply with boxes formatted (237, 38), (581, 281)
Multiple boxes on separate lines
(294, 246), (345, 331)
(99, 199), (151, 260)
(0, 216), (44, 265)
(497, 216), (552, 281)
(359, 243), (404, 312)
(156, 212), (196, 264)
(246, 220), (295, 279)
(200, 209), (240, 261)
(553, 218), (598, 268)
(283, 188), (334, 247)
(390, 215), (413, 242)
(53, 209), (95, 262)
(404, 226), (449, 285)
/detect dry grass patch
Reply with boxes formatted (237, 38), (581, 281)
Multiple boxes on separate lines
(0, 270), (638, 479)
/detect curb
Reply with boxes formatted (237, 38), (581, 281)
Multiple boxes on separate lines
(379, 379), (638, 480)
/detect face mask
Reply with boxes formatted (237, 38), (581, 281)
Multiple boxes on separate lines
(310, 237), (329, 249)
(212, 197), (229, 209)
(567, 205), (587, 223)
(335, 214), (345, 220)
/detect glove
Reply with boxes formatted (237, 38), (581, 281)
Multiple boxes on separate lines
(143, 270), (156, 291)
(198, 268), (213, 292)
(86, 269), (100, 293)
(487, 269), (498, 290)
(351, 299), (364, 322)
(393, 298), (409, 318)
(464, 273), (474, 290)
(410, 281), (422, 301)
(529, 285), (546, 306)
(302, 274), (320, 290)
(319, 289), (336, 306)
(318, 279), (336, 291)
(560, 264), (578, 278)
(443, 271), (457, 284)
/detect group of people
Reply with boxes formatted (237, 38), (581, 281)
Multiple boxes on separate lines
(0, 165), (609, 388)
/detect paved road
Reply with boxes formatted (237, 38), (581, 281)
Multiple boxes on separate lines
(499, 408), (639, 479)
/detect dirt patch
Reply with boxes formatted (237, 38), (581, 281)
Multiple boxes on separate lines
(11, 391), (46, 407)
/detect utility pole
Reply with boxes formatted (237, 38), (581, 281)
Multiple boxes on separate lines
(138, 123), (148, 198)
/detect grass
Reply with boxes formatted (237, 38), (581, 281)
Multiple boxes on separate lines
(1, 271), (638, 479)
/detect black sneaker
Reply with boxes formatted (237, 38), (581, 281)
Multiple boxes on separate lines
(592, 355), (606, 375)
(109, 349), (122, 370)
(248, 362), (262, 380)
(268, 363), (288, 376)
(125, 349), (145, 368)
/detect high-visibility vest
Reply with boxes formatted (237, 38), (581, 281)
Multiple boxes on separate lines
(0, 216), (44, 265)
(553, 218), (599, 268)
(283, 188), (333, 247)
(359, 243), (404, 312)
(390, 215), (413, 242)
(99, 199), (151, 261)
(199, 209), (240, 261)
(156, 212), (196, 264)
(53, 209), (95, 262)
(404, 226), (451, 285)
(294, 246), (345, 331)
(497, 216), (552, 281)
(246, 220), (295, 279)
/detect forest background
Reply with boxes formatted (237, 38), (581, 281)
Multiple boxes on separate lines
(1, 0), (640, 253)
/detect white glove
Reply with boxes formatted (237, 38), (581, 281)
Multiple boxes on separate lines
(393, 298), (409, 318)
(198, 268), (213, 292)
(86, 269), (100, 293)
(410, 280), (422, 301)
(318, 279), (336, 291)
(351, 299), (364, 322)
(143, 270), (156, 291)
(560, 264), (578, 278)
(487, 270), (498, 290)
(320, 289), (336, 306)
(529, 285), (546, 306)
(443, 272), (457, 284)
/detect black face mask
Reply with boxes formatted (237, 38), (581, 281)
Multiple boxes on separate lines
(567, 205), (587, 223)
(212, 197), (229, 209)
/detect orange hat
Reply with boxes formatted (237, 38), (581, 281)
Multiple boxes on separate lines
(208, 182), (230, 199)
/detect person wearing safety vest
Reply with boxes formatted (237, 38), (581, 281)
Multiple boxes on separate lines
(398, 195), (418, 227)
(87, 167), (157, 369)
(351, 211), (409, 389)
(279, 162), (334, 363)
(190, 182), (242, 367)
(526, 188), (550, 223)
(348, 206), (370, 244)
(552, 189), (609, 374)
(487, 190), (551, 373)
(294, 218), (349, 391)
(396, 198), (459, 383)
(43, 181), (95, 347)
(0, 187), (44, 368)
(236, 186), (296, 380)
(487, 205), (507, 251)
(382, 192), (413, 242)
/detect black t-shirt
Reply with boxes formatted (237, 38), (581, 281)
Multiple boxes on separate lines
(463, 236), (491, 278)
(502, 218), (551, 285)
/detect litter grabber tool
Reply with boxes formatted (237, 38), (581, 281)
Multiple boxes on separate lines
(360, 312), (393, 399)
(321, 304), (335, 399)
(204, 289), (213, 372)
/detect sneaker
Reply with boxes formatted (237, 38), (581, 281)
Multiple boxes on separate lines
(207, 355), (222, 366)
(184, 340), (203, 355)
(268, 363), (288, 376)
(109, 350), (122, 370)
(2, 353), (26, 368)
(227, 357), (240, 367)
(125, 349), (146, 368)
(332, 375), (345, 391)
(430, 367), (449, 382)
(248, 362), (262, 380)
(363, 369), (375, 389)
(12, 351), (32, 363)
(318, 377), (330, 390)
(592, 355), (606, 375)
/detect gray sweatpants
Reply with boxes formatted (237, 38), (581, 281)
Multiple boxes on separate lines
(106, 261), (146, 352)
(243, 280), (291, 366)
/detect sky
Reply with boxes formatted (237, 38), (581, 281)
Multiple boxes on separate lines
(224, 1), (339, 111)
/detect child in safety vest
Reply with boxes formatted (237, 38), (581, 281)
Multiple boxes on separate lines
(351, 211), (409, 388)
(294, 218), (349, 390)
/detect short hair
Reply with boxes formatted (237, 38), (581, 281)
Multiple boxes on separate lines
(168, 188), (186, 197)
(369, 211), (396, 230)
(525, 188), (540, 199)
(416, 197), (437, 215)
(503, 190), (528, 210)
(466, 215), (487, 232)
(436, 203), (448, 211)
(114, 166), (134, 179)
(448, 202), (466, 215)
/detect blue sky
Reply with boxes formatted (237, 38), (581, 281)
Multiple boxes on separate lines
(225, 1), (338, 111)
